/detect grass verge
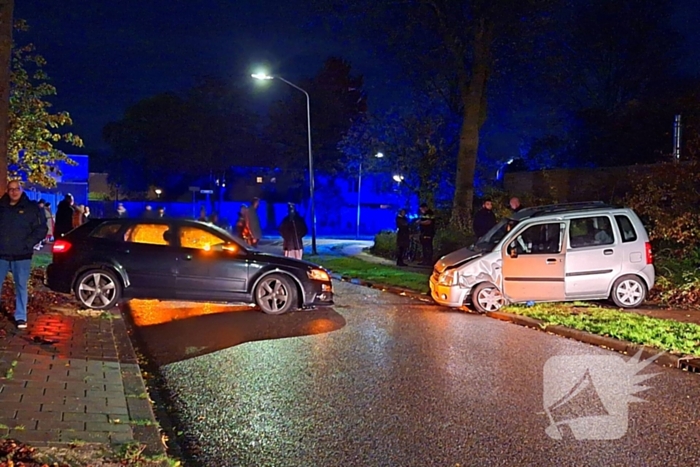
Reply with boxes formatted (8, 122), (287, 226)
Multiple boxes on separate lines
(503, 302), (700, 356)
(313, 256), (430, 294)
(31, 252), (52, 269)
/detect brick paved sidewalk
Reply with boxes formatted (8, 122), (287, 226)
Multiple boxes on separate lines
(0, 300), (166, 457)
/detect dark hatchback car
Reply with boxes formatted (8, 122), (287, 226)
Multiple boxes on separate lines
(45, 218), (334, 314)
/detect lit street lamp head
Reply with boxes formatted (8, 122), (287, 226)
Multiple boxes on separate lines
(251, 73), (273, 80)
(393, 174), (404, 183)
(375, 152), (384, 158)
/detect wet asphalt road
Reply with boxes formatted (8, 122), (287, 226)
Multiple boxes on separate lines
(125, 281), (700, 467)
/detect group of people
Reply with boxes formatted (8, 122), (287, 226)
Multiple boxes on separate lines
(233, 199), (309, 259)
(472, 196), (523, 238)
(394, 197), (524, 267)
(0, 181), (49, 329)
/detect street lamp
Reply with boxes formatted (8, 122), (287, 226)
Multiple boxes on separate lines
(393, 174), (404, 183)
(155, 188), (162, 199)
(252, 72), (317, 255)
(356, 152), (384, 239)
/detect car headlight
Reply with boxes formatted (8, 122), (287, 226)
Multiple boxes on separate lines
(438, 270), (457, 286)
(308, 268), (330, 282)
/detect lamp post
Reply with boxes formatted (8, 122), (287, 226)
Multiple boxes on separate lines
(356, 152), (383, 239)
(154, 188), (162, 199)
(252, 72), (317, 255)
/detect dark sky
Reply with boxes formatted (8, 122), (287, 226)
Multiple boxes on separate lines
(15, 0), (406, 151)
(15, 0), (700, 153)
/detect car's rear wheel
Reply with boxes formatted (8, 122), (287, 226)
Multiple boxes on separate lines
(255, 274), (297, 315)
(471, 282), (505, 313)
(75, 269), (122, 310)
(610, 275), (647, 308)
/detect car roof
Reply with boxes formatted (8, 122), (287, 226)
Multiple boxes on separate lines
(511, 201), (633, 221)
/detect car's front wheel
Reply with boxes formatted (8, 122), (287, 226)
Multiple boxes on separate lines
(75, 269), (122, 310)
(254, 274), (297, 315)
(610, 275), (647, 308)
(471, 282), (506, 313)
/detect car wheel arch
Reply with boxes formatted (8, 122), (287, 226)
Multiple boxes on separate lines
(71, 263), (129, 291)
(606, 272), (651, 298)
(250, 268), (306, 307)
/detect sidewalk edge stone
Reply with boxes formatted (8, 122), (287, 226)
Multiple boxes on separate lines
(110, 308), (168, 458)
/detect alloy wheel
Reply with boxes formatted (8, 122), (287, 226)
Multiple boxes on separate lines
(477, 286), (505, 312)
(256, 277), (290, 314)
(615, 279), (644, 307)
(78, 272), (117, 309)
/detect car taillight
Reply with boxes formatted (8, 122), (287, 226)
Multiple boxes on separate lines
(52, 240), (72, 253)
(645, 242), (653, 264)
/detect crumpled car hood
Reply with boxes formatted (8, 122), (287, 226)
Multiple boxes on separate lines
(434, 248), (482, 274)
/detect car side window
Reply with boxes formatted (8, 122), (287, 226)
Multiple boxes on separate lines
(90, 222), (122, 240)
(569, 216), (615, 248)
(614, 215), (638, 243)
(123, 224), (172, 246)
(509, 223), (564, 255)
(179, 226), (226, 250)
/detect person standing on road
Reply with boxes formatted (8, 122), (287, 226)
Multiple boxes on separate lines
(418, 203), (435, 266)
(246, 197), (263, 247)
(54, 194), (74, 238)
(280, 203), (307, 260)
(0, 181), (48, 329)
(473, 199), (498, 238)
(43, 202), (54, 243)
(396, 209), (410, 266)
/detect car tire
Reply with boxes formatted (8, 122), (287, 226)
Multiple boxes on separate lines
(471, 282), (506, 313)
(74, 269), (122, 310)
(254, 274), (298, 315)
(610, 275), (647, 308)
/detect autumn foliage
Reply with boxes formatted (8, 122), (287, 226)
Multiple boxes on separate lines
(8, 20), (82, 187)
(624, 161), (700, 255)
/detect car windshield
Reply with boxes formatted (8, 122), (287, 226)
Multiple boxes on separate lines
(473, 218), (519, 252)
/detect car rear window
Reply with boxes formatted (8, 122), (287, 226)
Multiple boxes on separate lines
(615, 215), (638, 243)
(90, 222), (123, 240)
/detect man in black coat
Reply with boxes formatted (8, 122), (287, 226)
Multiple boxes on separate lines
(473, 199), (498, 239)
(0, 181), (48, 329)
(54, 194), (75, 238)
(395, 209), (410, 266)
(280, 203), (308, 260)
(417, 203), (436, 266)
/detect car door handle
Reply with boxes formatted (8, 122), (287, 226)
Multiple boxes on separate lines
(603, 249), (614, 255)
(546, 258), (558, 264)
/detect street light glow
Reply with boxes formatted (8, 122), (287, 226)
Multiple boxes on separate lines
(251, 73), (273, 80)
(375, 152), (384, 158)
(393, 174), (404, 183)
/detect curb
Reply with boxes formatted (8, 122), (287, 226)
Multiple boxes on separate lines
(330, 273), (699, 373)
(110, 308), (169, 460)
(486, 311), (693, 370)
(332, 273), (434, 303)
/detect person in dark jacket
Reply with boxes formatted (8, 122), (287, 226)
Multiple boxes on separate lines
(417, 203), (435, 266)
(54, 194), (74, 238)
(0, 181), (48, 329)
(473, 199), (498, 239)
(279, 203), (308, 260)
(395, 209), (410, 266)
(509, 197), (523, 213)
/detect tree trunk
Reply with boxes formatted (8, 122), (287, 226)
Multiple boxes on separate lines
(450, 20), (491, 232)
(0, 0), (12, 193)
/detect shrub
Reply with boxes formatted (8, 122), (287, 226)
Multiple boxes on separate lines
(624, 161), (700, 256)
(370, 230), (396, 259)
(650, 248), (700, 306)
(370, 228), (475, 261)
